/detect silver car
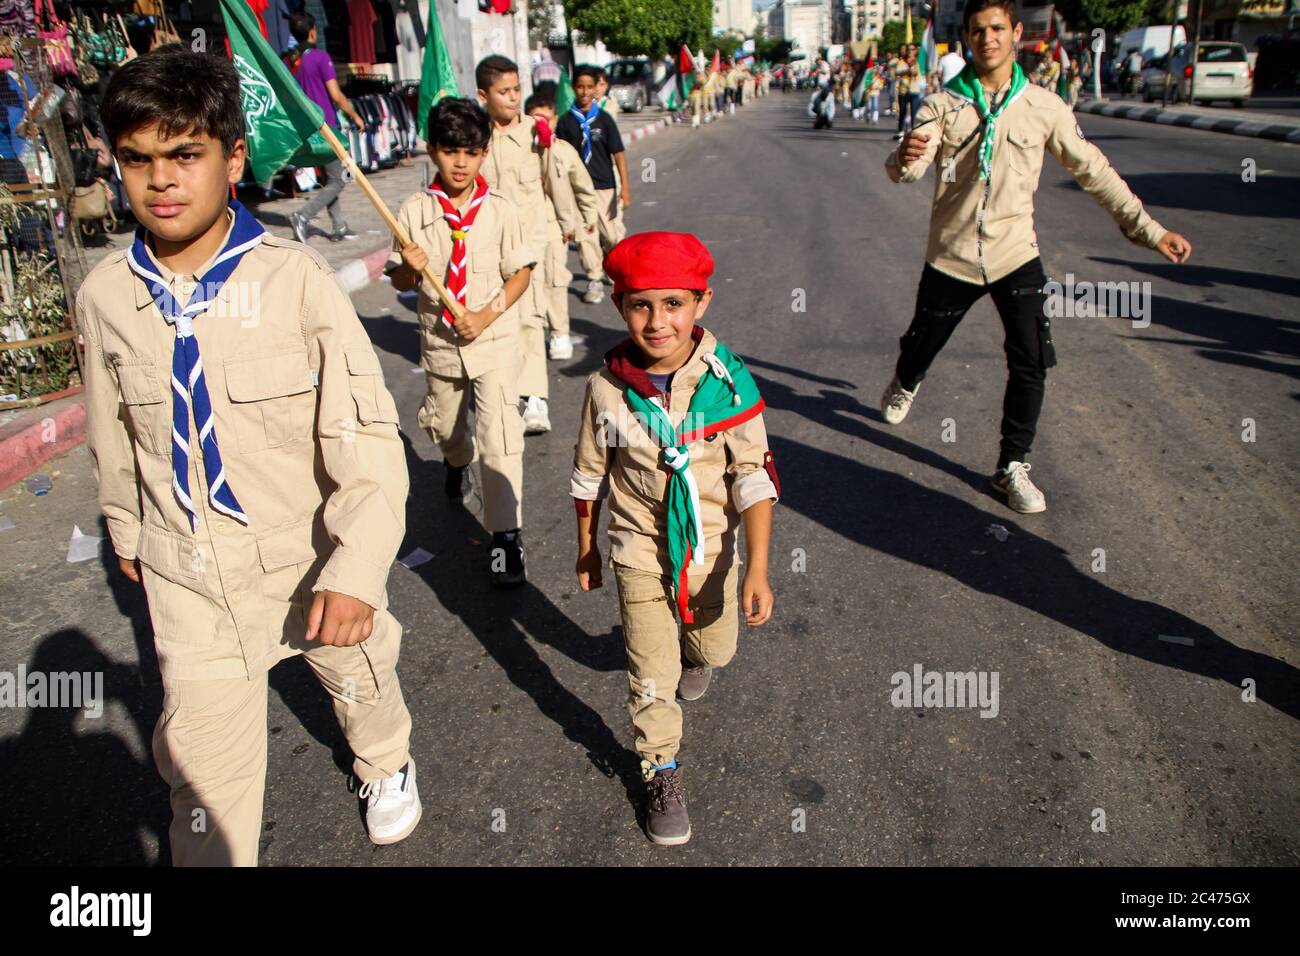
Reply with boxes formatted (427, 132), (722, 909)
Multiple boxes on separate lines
(1142, 41), (1253, 106)
(606, 58), (656, 112)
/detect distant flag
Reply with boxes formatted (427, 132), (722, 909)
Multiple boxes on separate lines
(851, 55), (873, 108)
(711, 48), (721, 74)
(1052, 12), (1071, 99)
(416, 2), (460, 140)
(656, 45), (696, 111)
(919, 13), (936, 80)
(555, 66), (575, 116)
(905, 6), (914, 45)
(218, 0), (337, 182)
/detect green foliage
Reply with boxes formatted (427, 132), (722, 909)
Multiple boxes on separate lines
(565, 0), (713, 59)
(881, 20), (908, 57)
(1053, 0), (1150, 37)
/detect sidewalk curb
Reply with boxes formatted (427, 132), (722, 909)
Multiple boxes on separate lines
(1077, 98), (1300, 143)
(0, 398), (87, 492)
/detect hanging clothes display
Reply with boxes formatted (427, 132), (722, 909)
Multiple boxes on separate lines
(371, 0), (396, 64)
(304, 0), (330, 52)
(347, 0), (376, 64)
(394, 0), (424, 84)
(263, 0), (294, 55)
(338, 85), (417, 173)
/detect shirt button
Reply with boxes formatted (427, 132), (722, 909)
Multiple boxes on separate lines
(231, 592), (242, 604)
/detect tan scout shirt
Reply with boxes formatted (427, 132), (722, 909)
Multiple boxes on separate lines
(570, 329), (779, 577)
(544, 137), (600, 239)
(79, 227), (408, 681)
(885, 81), (1167, 284)
(385, 188), (537, 379)
(480, 114), (562, 247)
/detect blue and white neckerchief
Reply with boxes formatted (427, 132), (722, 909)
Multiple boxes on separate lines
(568, 101), (601, 163)
(125, 199), (265, 531)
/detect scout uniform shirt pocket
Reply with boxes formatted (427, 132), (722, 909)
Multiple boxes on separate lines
(224, 349), (316, 453)
(113, 358), (169, 456)
(1005, 127), (1047, 185)
(136, 525), (222, 646)
(256, 519), (320, 639)
(344, 347), (400, 424)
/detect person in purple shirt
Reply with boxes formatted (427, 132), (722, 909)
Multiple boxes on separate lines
(285, 12), (366, 243)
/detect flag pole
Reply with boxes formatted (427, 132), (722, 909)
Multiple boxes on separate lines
(315, 122), (465, 321)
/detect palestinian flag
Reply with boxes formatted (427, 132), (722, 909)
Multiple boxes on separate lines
(851, 55), (874, 108)
(1051, 12), (1071, 100)
(657, 45), (696, 110)
(919, 14), (936, 82)
(621, 342), (764, 624)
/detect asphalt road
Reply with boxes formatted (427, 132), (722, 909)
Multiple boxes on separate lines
(1, 93), (1296, 866)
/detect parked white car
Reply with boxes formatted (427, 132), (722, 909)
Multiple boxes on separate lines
(1142, 41), (1253, 106)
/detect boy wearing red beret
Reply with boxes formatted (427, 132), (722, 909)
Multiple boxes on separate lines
(571, 232), (779, 846)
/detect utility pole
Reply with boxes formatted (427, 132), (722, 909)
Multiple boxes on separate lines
(1188, 0), (1204, 104)
(1161, 0), (1177, 107)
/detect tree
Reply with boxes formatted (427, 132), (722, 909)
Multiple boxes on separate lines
(1052, 0), (1149, 36)
(754, 24), (794, 63)
(565, 0), (712, 59)
(880, 20), (907, 57)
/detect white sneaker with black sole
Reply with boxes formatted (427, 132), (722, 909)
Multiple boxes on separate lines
(991, 461), (1047, 514)
(582, 279), (604, 304)
(359, 759), (422, 845)
(521, 396), (551, 434)
(880, 376), (918, 425)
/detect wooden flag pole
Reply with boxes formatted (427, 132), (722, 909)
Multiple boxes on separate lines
(316, 122), (465, 321)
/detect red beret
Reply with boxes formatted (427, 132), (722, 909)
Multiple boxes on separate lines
(602, 232), (714, 295)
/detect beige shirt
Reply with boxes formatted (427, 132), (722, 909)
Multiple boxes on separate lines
(570, 329), (779, 577)
(886, 81), (1167, 284)
(544, 136), (601, 239)
(479, 114), (559, 247)
(385, 188), (536, 378)
(79, 228), (408, 681)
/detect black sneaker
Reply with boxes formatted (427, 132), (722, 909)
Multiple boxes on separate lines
(642, 760), (691, 846)
(489, 529), (526, 587)
(327, 224), (359, 242)
(288, 211), (310, 244)
(444, 462), (468, 500)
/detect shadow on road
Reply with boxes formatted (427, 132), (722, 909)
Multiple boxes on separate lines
(1060, 172), (1300, 219)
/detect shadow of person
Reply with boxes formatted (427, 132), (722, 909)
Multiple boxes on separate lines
(770, 432), (1300, 720)
(398, 433), (644, 814)
(0, 630), (171, 865)
(1089, 256), (1300, 301)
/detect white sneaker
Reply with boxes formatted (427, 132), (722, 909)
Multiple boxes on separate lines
(582, 280), (604, 305)
(880, 376), (919, 425)
(522, 396), (551, 434)
(358, 760), (422, 845)
(548, 334), (573, 360)
(991, 461), (1047, 514)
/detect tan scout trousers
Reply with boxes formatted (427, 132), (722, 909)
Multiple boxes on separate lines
(578, 188), (628, 282)
(518, 272), (549, 399)
(152, 608), (411, 866)
(419, 365), (524, 532)
(542, 236), (572, 339)
(614, 563), (739, 767)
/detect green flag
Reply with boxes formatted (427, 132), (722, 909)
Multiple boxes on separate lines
(555, 66), (575, 117)
(219, 0), (337, 182)
(417, 3), (460, 140)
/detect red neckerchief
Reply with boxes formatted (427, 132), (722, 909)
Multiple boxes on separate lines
(423, 173), (490, 328)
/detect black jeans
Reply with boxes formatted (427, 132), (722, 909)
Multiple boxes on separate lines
(895, 259), (1057, 470)
(897, 92), (921, 132)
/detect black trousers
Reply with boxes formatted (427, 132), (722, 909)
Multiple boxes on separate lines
(895, 258), (1057, 470)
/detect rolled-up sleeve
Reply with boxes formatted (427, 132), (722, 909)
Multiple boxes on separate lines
(1047, 98), (1166, 248)
(724, 412), (779, 513)
(80, 292), (143, 560)
(499, 197), (539, 280)
(306, 267), (409, 608)
(571, 376), (610, 500)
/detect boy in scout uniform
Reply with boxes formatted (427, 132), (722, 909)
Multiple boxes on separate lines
(80, 46), (419, 866)
(524, 88), (601, 363)
(557, 65), (631, 307)
(883, 0), (1192, 514)
(388, 97), (536, 586)
(475, 54), (564, 435)
(571, 232), (779, 846)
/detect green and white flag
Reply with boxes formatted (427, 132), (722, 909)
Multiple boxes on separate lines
(219, 0), (337, 182)
(417, 3), (460, 140)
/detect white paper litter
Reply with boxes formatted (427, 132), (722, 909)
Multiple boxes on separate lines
(985, 524), (1011, 542)
(398, 548), (434, 569)
(0, 515), (15, 531)
(66, 525), (102, 563)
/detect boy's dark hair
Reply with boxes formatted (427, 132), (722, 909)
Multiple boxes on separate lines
(475, 54), (518, 92)
(289, 12), (315, 45)
(963, 0), (1020, 30)
(524, 83), (556, 114)
(102, 44), (244, 156)
(573, 64), (601, 84)
(426, 97), (491, 151)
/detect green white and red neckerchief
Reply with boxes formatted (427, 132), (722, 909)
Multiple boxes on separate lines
(622, 340), (764, 623)
(944, 62), (1028, 181)
(423, 173), (489, 328)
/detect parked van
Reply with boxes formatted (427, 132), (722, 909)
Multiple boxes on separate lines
(1112, 25), (1187, 75)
